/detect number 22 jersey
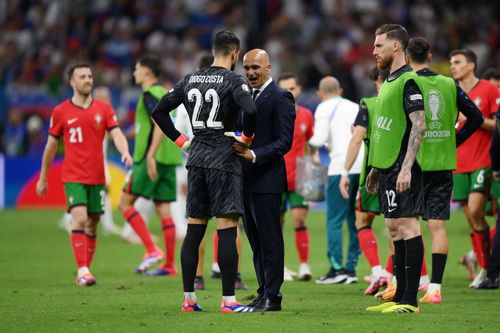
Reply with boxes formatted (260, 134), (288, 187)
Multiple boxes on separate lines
(166, 66), (252, 175)
(49, 99), (119, 184)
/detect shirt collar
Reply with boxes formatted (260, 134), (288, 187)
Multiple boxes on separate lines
(254, 77), (273, 95)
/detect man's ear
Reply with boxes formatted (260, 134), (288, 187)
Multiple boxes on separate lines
(393, 41), (399, 53)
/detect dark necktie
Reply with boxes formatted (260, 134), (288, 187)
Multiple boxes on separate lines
(252, 89), (260, 101)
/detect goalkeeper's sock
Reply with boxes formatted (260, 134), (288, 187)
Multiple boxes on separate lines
(295, 227), (310, 263)
(181, 224), (207, 292)
(124, 207), (156, 253)
(217, 227), (238, 296)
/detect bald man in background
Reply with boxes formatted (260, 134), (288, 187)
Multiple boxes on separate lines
(232, 49), (295, 311)
(309, 76), (363, 285)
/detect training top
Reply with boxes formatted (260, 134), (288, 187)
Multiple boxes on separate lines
(134, 84), (183, 165)
(369, 65), (424, 170)
(354, 96), (377, 185)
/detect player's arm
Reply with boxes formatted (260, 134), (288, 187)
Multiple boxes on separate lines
(481, 87), (500, 131)
(142, 92), (165, 180)
(108, 127), (132, 168)
(150, 80), (189, 150)
(397, 79), (426, 193)
(340, 104), (368, 198)
(36, 135), (59, 197)
(455, 85), (484, 147)
(232, 76), (257, 141)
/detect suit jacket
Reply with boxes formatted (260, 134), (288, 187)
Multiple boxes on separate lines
(241, 81), (296, 193)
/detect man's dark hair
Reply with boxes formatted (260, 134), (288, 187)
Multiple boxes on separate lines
(368, 67), (389, 82)
(198, 51), (214, 70)
(481, 67), (500, 80)
(375, 24), (409, 50)
(213, 31), (240, 55)
(137, 55), (161, 78)
(67, 63), (91, 80)
(449, 49), (477, 70)
(277, 72), (300, 85)
(407, 37), (430, 64)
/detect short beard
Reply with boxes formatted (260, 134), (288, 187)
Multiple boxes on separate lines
(230, 62), (236, 71)
(378, 55), (393, 71)
(77, 87), (92, 97)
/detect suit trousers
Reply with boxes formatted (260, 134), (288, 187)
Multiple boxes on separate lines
(242, 191), (284, 301)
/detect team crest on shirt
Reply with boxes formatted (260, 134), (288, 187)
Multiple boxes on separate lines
(426, 89), (445, 130)
(300, 122), (307, 133)
(69, 196), (74, 204)
(94, 113), (103, 130)
(474, 97), (481, 107)
(242, 84), (250, 92)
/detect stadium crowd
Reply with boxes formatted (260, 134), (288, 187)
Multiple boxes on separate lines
(1, 0), (499, 155)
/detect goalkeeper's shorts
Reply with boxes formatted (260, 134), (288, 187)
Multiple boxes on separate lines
(186, 166), (243, 218)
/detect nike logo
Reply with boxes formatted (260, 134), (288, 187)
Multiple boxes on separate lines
(68, 118), (78, 124)
(388, 207), (397, 212)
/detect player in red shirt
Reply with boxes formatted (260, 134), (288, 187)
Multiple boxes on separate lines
(450, 49), (500, 287)
(277, 73), (314, 281)
(36, 63), (132, 286)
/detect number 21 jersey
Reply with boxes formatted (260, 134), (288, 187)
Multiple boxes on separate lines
(49, 99), (119, 184)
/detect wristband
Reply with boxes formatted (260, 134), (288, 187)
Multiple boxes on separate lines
(241, 133), (254, 144)
(174, 134), (188, 148)
(341, 169), (349, 177)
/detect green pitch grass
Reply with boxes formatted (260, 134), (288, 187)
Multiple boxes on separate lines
(1, 209), (499, 332)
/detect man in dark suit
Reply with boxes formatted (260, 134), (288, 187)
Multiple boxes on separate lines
(232, 49), (295, 311)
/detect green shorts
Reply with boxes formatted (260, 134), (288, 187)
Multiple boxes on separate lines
(281, 191), (308, 212)
(123, 160), (177, 202)
(64, 183), (106, 214)
(355, 186), (380, 215)
(452, 168), (492, 202)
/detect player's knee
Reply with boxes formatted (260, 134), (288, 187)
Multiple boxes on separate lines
(293, 217), (306, 229)
(71, 218), (86, 230)
(355, 218), (372, 230)
(468, 206), (485, 224)
(118, 198), (131, 213)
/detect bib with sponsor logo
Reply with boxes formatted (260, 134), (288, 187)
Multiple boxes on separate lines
(416, 74), (457, 171)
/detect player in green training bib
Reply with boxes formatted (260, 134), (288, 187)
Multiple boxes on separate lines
(364, 24), (426, 314)
(340, 67), (390, 296)
(407, 37), (484, 302)
(119, 56), (183, 276)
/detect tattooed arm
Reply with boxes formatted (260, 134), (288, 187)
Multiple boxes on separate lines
(396, 78), (426, 193)
(396, 110), (426, 192)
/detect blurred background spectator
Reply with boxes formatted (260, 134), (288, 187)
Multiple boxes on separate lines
(0, 0), (498, 156)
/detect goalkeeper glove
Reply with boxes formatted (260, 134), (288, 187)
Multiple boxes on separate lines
(224, 131), (254, 147)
